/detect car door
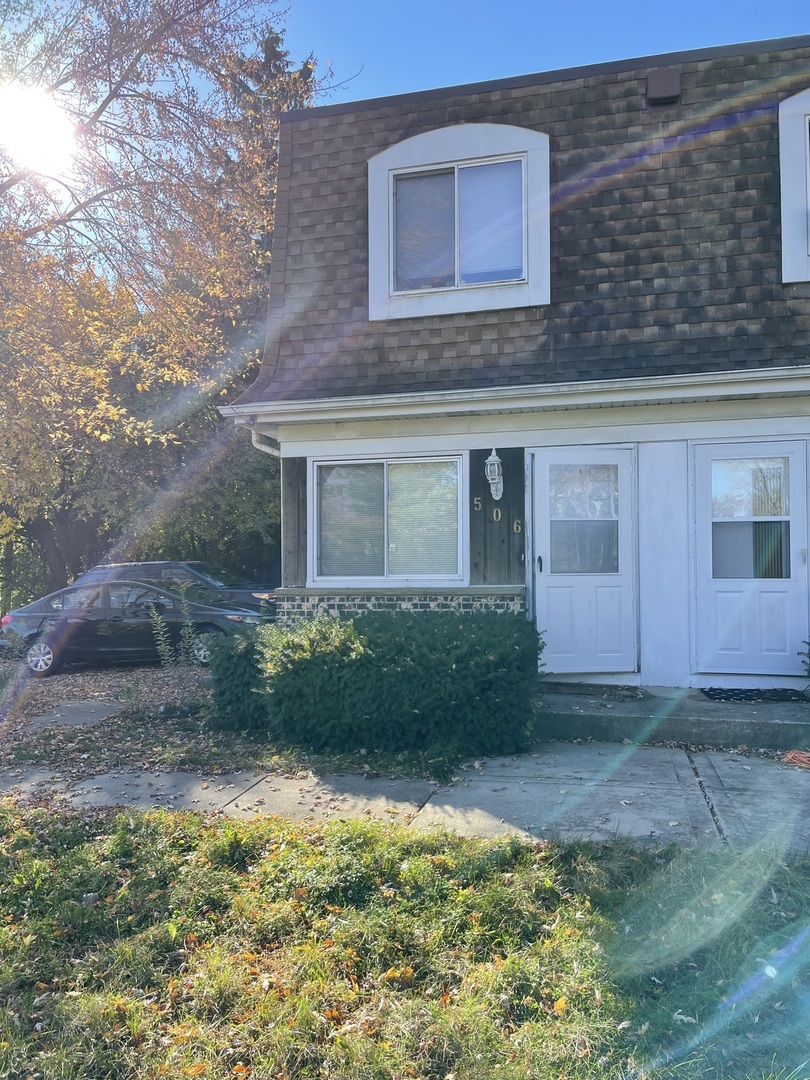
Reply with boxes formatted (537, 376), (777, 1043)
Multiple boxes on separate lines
(49, 586), (105, 661)
(105, 584), (180, 659)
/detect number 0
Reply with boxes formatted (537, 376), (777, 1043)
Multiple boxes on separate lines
(492, 508), (502, 522)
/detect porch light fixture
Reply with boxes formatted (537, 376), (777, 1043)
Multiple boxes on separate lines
(484, 448), (503, 501)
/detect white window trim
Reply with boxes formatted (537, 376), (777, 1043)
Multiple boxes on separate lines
(779, 86), (810, 283)
(369, 124), (550, 320)
(308, 453), (469, 587)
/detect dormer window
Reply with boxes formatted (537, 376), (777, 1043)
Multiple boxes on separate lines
(394, 158), (525, 291)
(779, 86), (810, 283)
(369, 123), (549, 320)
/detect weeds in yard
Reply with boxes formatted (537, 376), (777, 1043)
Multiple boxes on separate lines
(0, 806), (809, 1078)
(149, 585), (203, 669)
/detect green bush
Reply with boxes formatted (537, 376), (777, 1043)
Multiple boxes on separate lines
(351, 609), (541, 757)
(257, 614), (373, 746)
(208, 631), (268, 730)
(209, 611), (542, 760)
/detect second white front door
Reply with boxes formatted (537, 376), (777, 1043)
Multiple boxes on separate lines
(694, 441), (808, 675)
(533, 447), (637, 674)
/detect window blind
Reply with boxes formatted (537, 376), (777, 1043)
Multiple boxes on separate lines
(459, 159), (523, 284)
(387, 461), (459, 575)
(318, 464), (384, 576)
(394, 171), (455, 290)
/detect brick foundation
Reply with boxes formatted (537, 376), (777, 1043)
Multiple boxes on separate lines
(276, 588), (525, 622)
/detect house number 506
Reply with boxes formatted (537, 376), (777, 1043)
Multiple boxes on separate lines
(472, 500), (522, 533)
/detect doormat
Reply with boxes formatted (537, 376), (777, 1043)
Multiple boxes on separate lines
(701, 688), (809, 703)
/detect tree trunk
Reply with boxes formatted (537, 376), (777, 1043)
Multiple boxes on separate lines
(25, 518), (69, 593)
(1, 540), (12, 614)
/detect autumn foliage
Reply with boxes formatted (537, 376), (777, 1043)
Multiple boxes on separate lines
(0, 0), (317, 594)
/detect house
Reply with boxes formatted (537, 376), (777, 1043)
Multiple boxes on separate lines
(221, 35), (810, 690)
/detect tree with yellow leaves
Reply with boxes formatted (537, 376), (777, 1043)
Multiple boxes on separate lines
(0, 0), (317, 595)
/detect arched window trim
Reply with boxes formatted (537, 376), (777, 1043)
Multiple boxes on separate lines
(368, 123), (550, 320)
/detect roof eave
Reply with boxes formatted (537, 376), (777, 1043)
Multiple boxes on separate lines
(220, 364), (810, 435)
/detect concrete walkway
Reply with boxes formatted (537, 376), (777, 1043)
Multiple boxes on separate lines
(3, 700), (810, 853)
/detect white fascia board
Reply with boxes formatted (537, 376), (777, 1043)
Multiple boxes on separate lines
(220, 365), (810, 431)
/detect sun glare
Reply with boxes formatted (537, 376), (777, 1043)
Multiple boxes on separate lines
(0, 83), (76, 176)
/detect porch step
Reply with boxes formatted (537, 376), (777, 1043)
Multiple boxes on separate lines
(536, 685), (810, 751)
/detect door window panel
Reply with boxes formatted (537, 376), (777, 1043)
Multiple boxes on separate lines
(549, 463), (619, 574)
(50, 587), (101, 611)
(711, 457), (791, 579)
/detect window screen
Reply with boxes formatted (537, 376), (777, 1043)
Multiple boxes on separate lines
(317, 459), (460, 578)
(393, 158), (524, 293)
(711, 457), (791, 579)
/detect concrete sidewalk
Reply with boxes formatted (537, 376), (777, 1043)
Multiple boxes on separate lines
(3, 698), (809, 853)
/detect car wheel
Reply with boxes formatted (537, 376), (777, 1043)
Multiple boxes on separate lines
(26, 639), (62, 677)
(190, 629), (221, 665)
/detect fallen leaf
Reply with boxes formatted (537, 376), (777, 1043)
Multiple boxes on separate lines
(673, 1010), (698, 1024)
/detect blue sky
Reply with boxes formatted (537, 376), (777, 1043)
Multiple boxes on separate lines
(281, 0), (809, 105)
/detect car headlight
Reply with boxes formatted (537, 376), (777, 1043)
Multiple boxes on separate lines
(225, 615), (261, 625)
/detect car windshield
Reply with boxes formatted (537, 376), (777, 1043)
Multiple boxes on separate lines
(190, 562), (251, 587)
(74, 568), (108, 583)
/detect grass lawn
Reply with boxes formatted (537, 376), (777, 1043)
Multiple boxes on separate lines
(1, 804), (809, 1080)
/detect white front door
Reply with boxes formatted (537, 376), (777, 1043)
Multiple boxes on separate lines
(694, 442), (808, 675)
(532, 447), (637, 674)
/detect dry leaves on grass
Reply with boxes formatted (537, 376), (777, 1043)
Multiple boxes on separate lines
(0, 662), (225, 780)
(1, 661), (211, 725)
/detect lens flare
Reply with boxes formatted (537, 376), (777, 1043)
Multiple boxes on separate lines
(0, 83), (76, 176)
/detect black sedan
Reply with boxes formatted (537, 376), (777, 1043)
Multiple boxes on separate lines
(75, 561), (277, 613)
(0, 581), (268, 676)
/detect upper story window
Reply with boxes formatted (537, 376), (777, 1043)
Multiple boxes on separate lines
(369, 124), (550, 320)
(394, 158), (525, 290)
(779, 86), (810, 283)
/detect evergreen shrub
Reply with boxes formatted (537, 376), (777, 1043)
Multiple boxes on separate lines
(209, 610), (542, 759)
(208, 630), (268, 730)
